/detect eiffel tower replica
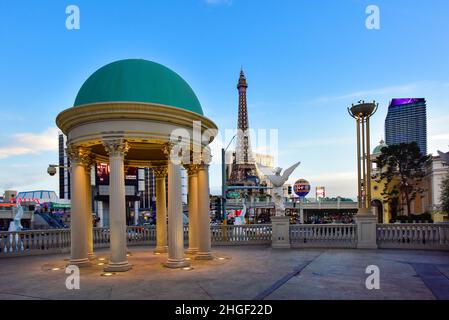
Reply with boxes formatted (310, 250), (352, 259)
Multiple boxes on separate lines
(228, 69), (259, 186)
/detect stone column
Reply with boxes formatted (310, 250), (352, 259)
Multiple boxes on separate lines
(67, 146), (90, 266)
(103, 139), (132, 272)
(153, 165), (168, 254)
(164, 162), (190, 268)
(185, 164), (200, 254)
(195, 163), (213, 260)
(134, 200), (140, 226)
(85, 161), (95, 259)
(299, 208), (304, 224)
(97, 201), (104, 228)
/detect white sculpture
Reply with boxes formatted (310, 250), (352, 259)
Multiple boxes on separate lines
(258, 162), (301, 216)
(234, 203), (247, 225)
(8, 203), (24, 252)
(8, 203), (24, 232)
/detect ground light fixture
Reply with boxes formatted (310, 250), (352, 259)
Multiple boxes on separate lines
(101, 272), (115, 277)
(51, 267), (61, 271)
(182, 267), (193, 271)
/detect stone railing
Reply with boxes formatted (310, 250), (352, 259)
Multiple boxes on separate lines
(211, 224), (272, 245)
(3, 223), (449, 257)
(0, 224), (252, 256)
(290, 224), (357, 248)
(0, 229), (71, 256)
(377, 224), (449, 250)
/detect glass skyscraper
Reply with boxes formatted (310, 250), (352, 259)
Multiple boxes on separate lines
(385, 98), (427, 155)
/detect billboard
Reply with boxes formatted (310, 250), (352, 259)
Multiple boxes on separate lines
(96, 163), (138, 186)
(96, 163), (110, 185)
(316, 186), (325, 199)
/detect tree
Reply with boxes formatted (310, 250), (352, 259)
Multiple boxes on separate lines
(375, 142), (431, 216)
(441, 174), (449, 214)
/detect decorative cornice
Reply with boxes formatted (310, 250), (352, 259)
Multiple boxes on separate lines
(103, 138), (130, 158)
(56, 102), (218, 138)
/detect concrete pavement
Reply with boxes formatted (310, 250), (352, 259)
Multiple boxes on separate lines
(0, 246), (448, 300)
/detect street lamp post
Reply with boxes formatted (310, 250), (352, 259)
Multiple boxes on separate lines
(347, 101), (378, 215)
(348, 101), (378, 249)
(221, 135), (237, 222)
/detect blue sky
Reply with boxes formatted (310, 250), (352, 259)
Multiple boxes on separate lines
(0, 0), (448, 198)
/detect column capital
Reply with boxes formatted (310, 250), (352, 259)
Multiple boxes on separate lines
(67, 145), (94, 168)
(198, 162), (210, 170)
(103, 138), (129, 158)
(184, 164), (201, 176)
(153, 165), (168, 179)
(161, 142), (174, 157)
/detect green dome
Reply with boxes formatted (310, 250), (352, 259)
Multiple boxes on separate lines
(373, 140), (388, 154)
(74, 59), (203, 115)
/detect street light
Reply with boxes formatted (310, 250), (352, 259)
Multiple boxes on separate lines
(347, 100), (378, 215)
(222, 134), (237, 222)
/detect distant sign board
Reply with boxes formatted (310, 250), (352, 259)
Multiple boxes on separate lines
(227, 191), (241, 199)
(316, 186), (325, 199)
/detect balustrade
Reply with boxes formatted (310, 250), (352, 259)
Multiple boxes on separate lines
(2, 223), (448, 257)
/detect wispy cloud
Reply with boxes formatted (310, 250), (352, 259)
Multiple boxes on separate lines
(0, 127), (59, 159)
(204, 0), (233, 6)
(315, 83), (420, 104)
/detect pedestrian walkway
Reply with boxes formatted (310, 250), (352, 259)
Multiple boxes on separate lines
(0, 246), (448, 300)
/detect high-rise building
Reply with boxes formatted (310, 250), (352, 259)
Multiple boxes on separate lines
(229, 69), (258, 185)
(58, 132), (70, 199)
(385, 98), (427, 155)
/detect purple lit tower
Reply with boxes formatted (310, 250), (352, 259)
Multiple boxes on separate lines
(385, 98), (427, 155)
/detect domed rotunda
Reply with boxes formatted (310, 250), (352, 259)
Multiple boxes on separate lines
(56, 59), (218, 272)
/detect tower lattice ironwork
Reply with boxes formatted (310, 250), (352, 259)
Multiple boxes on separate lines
(229, 69), (258, 185)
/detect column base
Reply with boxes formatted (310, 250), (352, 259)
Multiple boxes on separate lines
(153, 246), (168, 254)
(68, 258), (91, 267)
(271, 216), (291, 249)
(355, 213), (378, 250)
(194, 252), (214, 260)
(272, 243), (291, 249)
(164, 258), (190, 269)
(104, 261), (132, 272)
(87, 253), (97, 260)
(185, 247), (199, 255)
(356, 207), (373, 216)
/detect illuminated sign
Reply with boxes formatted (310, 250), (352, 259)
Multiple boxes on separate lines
(316, 186), (325, 199)
(96, 163), (137, 186)
(15, 198), (40, 204)
(227, 191), (241, 199)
